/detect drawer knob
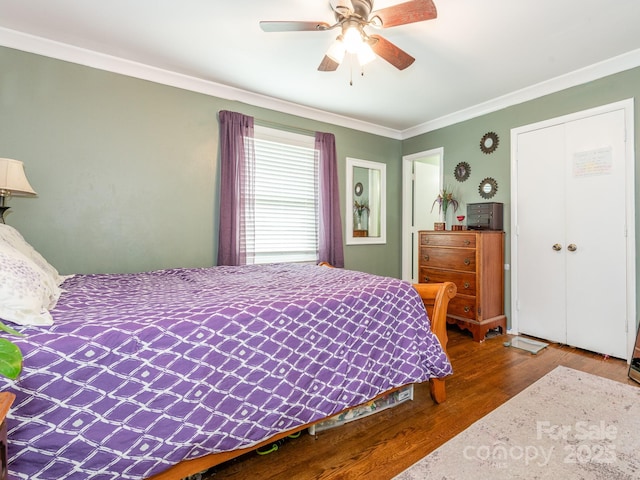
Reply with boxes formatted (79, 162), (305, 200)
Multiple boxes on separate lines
(464, 240), (470, 246)
(464, 282), (470, 289)
(464, 306), (471, 313)
(424, 276), (430, 282)
(464, 258), (471, 266)
(423, 254), (430, 261)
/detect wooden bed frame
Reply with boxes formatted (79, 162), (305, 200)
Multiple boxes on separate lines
(148, 281), (456, 480)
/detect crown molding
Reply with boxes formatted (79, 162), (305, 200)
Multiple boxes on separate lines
(2, 27), (639, 141)
(401, 48), (640, 139)
(0, 27), (402, 140)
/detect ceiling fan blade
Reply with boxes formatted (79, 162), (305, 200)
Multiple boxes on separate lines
(368, 34), (415, 70)
(371, 0), (437, 28)
(318, 55), (340, 72)
(259, 21), (331, 32)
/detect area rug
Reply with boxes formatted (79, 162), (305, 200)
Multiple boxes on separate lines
(394, 366), (640, 479)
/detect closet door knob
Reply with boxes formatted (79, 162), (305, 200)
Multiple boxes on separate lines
(552, 243), (562, 251)
(567, 244), (577, 252)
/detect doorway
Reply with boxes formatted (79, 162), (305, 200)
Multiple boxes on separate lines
(511, 99), (635, 360)
(401, 148), (443, 282)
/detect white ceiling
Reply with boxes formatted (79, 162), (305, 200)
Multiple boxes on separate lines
(1, 0), (640, 139)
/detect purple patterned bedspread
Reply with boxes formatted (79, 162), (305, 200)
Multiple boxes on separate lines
(1, 263), (452, 479)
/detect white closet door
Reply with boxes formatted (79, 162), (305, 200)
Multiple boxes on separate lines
(515, 106), (630, 358)
(516, 124), (567, 343)
(564, 110), (627, 358)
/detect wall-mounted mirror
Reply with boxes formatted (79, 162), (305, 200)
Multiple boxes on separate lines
(479, 177), (498, 199)
(346, 157), (386, 245)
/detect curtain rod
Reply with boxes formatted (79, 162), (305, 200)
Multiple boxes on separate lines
(254, 118), (317, 137)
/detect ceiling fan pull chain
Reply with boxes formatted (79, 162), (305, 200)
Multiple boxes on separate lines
(349, 55), (354, 86)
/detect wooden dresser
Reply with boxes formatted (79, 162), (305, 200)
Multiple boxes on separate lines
(418, 230), (506, 342)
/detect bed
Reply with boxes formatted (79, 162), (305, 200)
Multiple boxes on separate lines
(0, 224), (454, 480)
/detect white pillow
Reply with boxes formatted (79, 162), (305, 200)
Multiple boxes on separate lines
(0, 242), (59, 326)
(0, 224), (64, 286)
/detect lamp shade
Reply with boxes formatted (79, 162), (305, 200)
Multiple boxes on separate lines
(0, 158), (37, 196)
(326, 36), (346, 63)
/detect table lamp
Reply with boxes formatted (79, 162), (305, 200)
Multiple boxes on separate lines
(0, 158), (37, 224)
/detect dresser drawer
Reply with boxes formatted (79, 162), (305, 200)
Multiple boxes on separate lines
(419, 267), (476, 295)
(419, 247), (476, 272)
(448, 295), (477, 320)
(420, 232), (476, 248)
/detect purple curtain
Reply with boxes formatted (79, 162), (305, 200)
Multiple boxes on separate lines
(316, 132), (345, 267)
(217, 110), (255, 266)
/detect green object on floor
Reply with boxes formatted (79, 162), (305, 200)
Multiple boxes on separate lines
(255, 431), (302, 455)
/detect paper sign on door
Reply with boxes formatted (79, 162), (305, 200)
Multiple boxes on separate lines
(573, 146), (612, 177)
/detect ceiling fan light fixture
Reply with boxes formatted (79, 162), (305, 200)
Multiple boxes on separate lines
(326, 35), (346, 64)
(357, 41), (376, 66)
(261, 0), (438, 73)
(342, 26), (363, 54)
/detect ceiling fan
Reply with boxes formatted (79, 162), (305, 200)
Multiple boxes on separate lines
(259, 0), (437, 72)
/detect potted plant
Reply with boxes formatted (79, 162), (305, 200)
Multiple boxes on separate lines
(0, 322), (20, 480)
(0, 322), (23, 380)
(353, 200), (370, 230)
(431, 187), (459, 230)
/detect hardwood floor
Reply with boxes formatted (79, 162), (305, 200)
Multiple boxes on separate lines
(202, 327), (634, 480)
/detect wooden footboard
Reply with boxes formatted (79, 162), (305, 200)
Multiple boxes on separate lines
(148, 281), (456, 480)
(413, 281), (456, 404)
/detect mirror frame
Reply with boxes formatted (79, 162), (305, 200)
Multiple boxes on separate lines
(479, 177), (498, 199)
(345, 157), (386, 245)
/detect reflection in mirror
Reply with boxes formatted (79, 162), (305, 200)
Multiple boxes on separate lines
(346, 158), (386, 245)
(479, 177), (498, 199)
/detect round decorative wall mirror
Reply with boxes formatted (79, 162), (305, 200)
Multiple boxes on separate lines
(454, 161), (470, 182)
(479, 177), (498, 199)
(480, 132), (499, 154)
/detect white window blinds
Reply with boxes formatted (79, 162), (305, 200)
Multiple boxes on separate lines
(252, 126), (318, 264)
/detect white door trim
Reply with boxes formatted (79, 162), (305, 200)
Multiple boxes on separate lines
(401, 148), (444, 282)
(510, 98), (636, 361)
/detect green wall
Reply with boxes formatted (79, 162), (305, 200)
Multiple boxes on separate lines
(3, 43), (639, 303)
(404, 67), (640, 325)
(0, 47), (402, 277)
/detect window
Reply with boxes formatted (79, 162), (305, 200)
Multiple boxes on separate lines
(251, 126), (318, 264)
